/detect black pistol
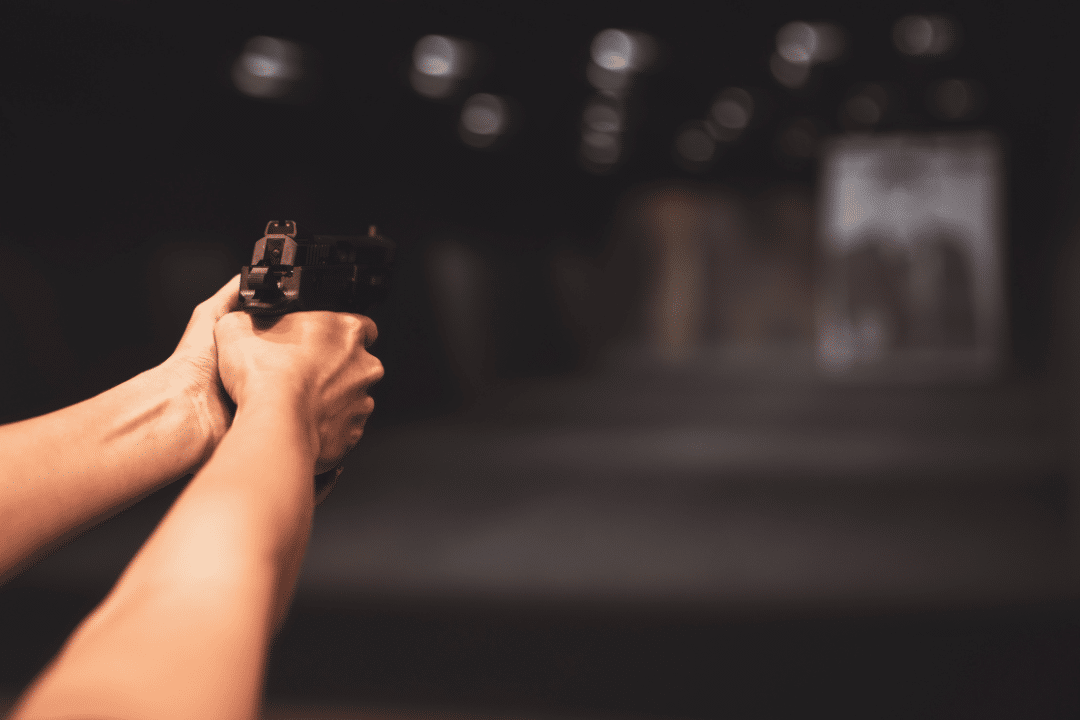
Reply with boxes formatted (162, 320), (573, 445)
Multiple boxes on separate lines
(240, 220), (394, 316)
(240, 220), (395, 494)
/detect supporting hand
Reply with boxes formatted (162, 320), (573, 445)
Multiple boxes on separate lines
(159, 274), (242, 470)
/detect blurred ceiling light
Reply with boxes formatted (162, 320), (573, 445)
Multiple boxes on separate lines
(414, 35), (469, 77)
(929, 78), (981, 120)
(411, 34), (474, 99)
(893, 15), (956, 57)
(674, 121), (716, 168)
(592, 29), (635, 71)
(842, 83), (888, 129)
(232, 36), (304, 99)
(459, 93), (508, 148)
(776, 22), (818, 65)
(583, 97), (623, 133)
(770, 52), (810, 89)
(776, 21), (845, 65)
(710, 87), (754, 136)
(590, 28), (655, 73)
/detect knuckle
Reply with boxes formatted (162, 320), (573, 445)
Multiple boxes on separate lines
(362, 317), (379, 347)
(215, 311), (244, 334)
(369, 357), (385, 383)
(337, 313), (364, 344)
(341, 312), (364, 331)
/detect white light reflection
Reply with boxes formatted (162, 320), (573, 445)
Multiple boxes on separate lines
(590, 29), (655, 74)
(232, 36), (304, 99)
(414, 35), (458, 76)
(459, 93), (508, 148)
(592, 29), (634, 71)
(777, 22), (818, 65)
(410, 35), (474, 99)
(580, 29), (654, 173)
(893, 15), (956, 57)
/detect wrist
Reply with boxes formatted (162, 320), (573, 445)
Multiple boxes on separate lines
(233, 390), (319, 467)
(220, 395), (320, 525)
(154, 358), (231, 472)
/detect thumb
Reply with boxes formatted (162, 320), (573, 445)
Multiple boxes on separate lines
(173, 274), (242, 358)
(204, 273), (243, 322)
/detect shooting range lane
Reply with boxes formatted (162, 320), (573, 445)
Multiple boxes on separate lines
(296, 368), (1069, 606)
(1, 365), (1075, 716)
(4, 365), (1070, 604)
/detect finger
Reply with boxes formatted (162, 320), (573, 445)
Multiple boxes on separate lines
(174, 276), (243, 356)
(314, 465), (345, 505)
(213, 308), (250, 336)
(355, 315), (379, 349)
(206, 273), (243, 321)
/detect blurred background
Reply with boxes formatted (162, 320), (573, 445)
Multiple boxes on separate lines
(3, 0), (1080, 717)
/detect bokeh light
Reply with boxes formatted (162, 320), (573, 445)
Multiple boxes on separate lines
(590, 29), (655, 74)
(231, 36), (304, 100)
(583, 97), (623, 133)
(592, 29), (635, 72)
(776, 21), (845, 65)
(776, 22), (818, 65)
(580, 95), (623, 172)
(459, 93), (508, 148)
(709, 87), (754, 140)
(581, 29), (654, 172)
(414, 35), (458, 77)
(893, 15), (957, 57)
(410, 34), (474, 99)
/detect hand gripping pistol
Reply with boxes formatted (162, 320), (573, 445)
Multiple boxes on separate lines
(240, 220), (395, 493)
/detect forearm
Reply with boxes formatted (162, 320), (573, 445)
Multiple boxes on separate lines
(10, 400), (316, 720)
(0, 359), (221, 583)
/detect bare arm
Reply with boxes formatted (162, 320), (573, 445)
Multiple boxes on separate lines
(8, 310), (382, 720)
(0, 276), (241, 584)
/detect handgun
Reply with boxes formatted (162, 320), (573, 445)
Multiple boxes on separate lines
(240, 220), (395, 494)
(240, 220), (394, 316)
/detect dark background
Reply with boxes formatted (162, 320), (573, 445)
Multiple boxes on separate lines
(2, 0), (1079, 423)
(3, 1), (1080, 718)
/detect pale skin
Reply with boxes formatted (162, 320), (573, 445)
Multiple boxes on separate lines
(0, 275), (384, 720)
